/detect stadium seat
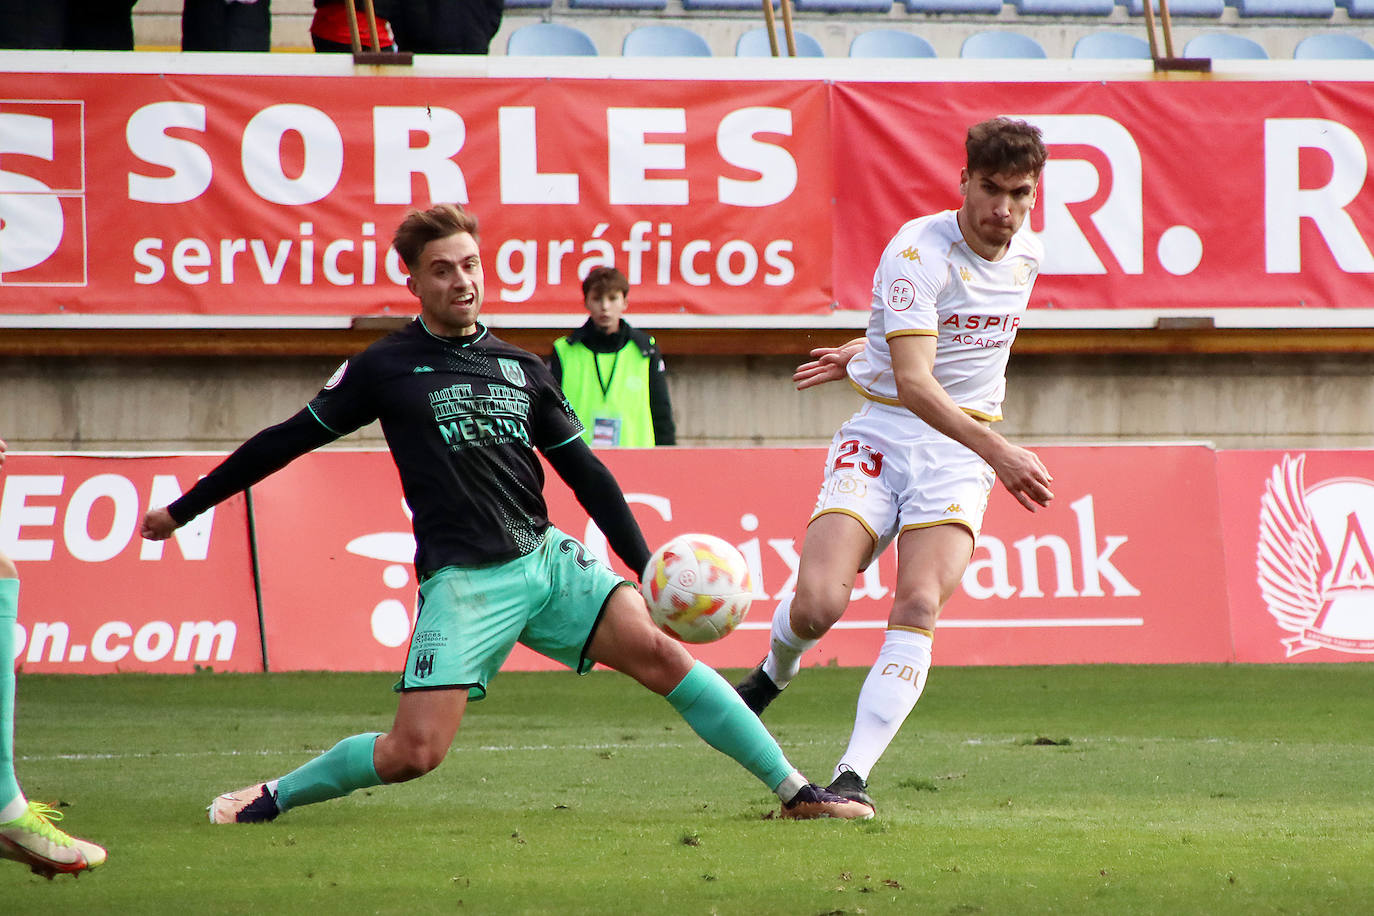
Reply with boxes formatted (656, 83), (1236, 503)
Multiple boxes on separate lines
(1183, 32), (1269, 58)
(960, 31), (1048, 58)
(570, 0), (666, 7)
(1123, 0), (1225, 15)
(902, 0), (1002, 12)
(736, 27), (825, 56)
(1014, 0), (1115, 14)
(1072, 31), (1152, 58)
(849, 29), (937, 57)
(794, 0), (891, 9)
(506, 23), (598, 56)
(1293, 32), (1374, 58)
(622, 25), (712, 56)
(682, 0), (777, 8)
(1342, 0), (1374, 17)
(1234, 0), (1334, 14)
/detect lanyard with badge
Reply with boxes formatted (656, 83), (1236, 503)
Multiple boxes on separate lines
(591, 349), (622, 447)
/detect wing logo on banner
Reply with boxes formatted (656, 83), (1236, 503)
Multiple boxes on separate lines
(1257, 454), (1374, 657)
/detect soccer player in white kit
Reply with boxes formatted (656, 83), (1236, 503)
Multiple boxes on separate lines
(736, 118), (1056, 813)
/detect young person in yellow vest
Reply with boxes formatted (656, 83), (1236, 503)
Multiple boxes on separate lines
(549, 267), (676, 448)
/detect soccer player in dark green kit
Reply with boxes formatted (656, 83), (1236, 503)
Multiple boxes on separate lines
(141, 204), (873, 824)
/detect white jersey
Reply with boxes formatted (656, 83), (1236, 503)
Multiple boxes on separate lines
(846, 209), (1042, 421)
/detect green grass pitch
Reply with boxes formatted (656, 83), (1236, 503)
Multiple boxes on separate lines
(5, 663), (1373, 914)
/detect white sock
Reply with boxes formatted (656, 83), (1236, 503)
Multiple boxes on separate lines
(834, 628), (932, 782)
(761, 595), (818, 688)
(0, 793), (28, 822)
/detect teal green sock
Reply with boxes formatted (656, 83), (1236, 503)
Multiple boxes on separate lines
(665, 661), (794, 793)
(0, 579), (23, 810)
(275, 732), (382, 812)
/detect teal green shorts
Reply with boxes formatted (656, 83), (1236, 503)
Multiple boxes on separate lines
(396, 526), (630, 700)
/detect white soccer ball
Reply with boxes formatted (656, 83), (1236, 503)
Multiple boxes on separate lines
(641, 533), (753, 644)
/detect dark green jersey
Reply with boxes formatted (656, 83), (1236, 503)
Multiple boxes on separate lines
(309, 320), (584, 573)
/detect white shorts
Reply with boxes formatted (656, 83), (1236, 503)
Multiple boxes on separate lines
(811, 402), (996, 563)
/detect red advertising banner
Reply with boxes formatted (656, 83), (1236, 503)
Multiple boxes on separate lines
(0, 72), (831, 319)
(9, 446), (1370, 675)
(249, 444), (1232, 673)
(0, 454), (261, 673)
(1218, 449), (1374, 663)
(6, 66), (1374, 324)
(545, 445), (1233, 669)
(830, 80), (1374, 314)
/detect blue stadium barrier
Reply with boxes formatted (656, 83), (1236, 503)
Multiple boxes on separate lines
(736, 27), (825, 56)
(794, 0), (892, 10)
(622, 24), (713, 56)
(569, 0), (667, 7)
(1183, 32), (1269, 57)
(1123, 0), (1225, 15)
(850, 29), (937, 56)
(1341, 0), (1374, 17)
(504, 0), (553, 7)
(961, 30), (1048, 57)
(506, 22), (599, 55)
(1014, 0), (1115, 14)
(1293, 32), (1374, 57)
(902, 0), (1003, 12)
(1072, 31), (1152, 57)
(1234, 0), (1334, 15)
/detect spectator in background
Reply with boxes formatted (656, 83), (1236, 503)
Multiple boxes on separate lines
(550, 267), (676, 449)
(0, 1), (137, 50)
(182, 0), (270, 52)
(388, 0), (503, 54)
(311, 0), (396, 52)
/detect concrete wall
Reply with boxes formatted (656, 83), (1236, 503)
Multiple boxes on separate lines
(4, 350), (1371, 453)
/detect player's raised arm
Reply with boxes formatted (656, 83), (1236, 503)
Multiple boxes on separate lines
(888, 334), (1052, 512)
(542, 436), (652, 576)
(140, 408), (339, 541)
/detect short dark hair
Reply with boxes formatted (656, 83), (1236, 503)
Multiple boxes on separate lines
(581, 265), (629, 300)
(966, 118), (1048, 179)
(392, 204), (480, 271)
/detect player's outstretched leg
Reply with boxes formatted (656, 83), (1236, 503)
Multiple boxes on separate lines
(0, 801), (107, 878)
(664, 661), (872, 820)
(209, 732), (384, 824)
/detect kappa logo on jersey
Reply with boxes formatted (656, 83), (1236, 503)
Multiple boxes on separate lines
(887, 278), (915, 311)
(945, 503), (963, 514)
(0, 101), (87, 286)
(958, 267), (972, 283)
(897, 246), (922, 263)
(413, 365), (434, 373)
(498, 358), (526, 387)
(1257, 454), (1374, 656)
(1013, 262), (1033, 286)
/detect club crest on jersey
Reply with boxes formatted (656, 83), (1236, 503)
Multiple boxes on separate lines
(498, 358), (526, 387)
(887, 279), (915, 311)
(1257, 454), (1374, 656)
